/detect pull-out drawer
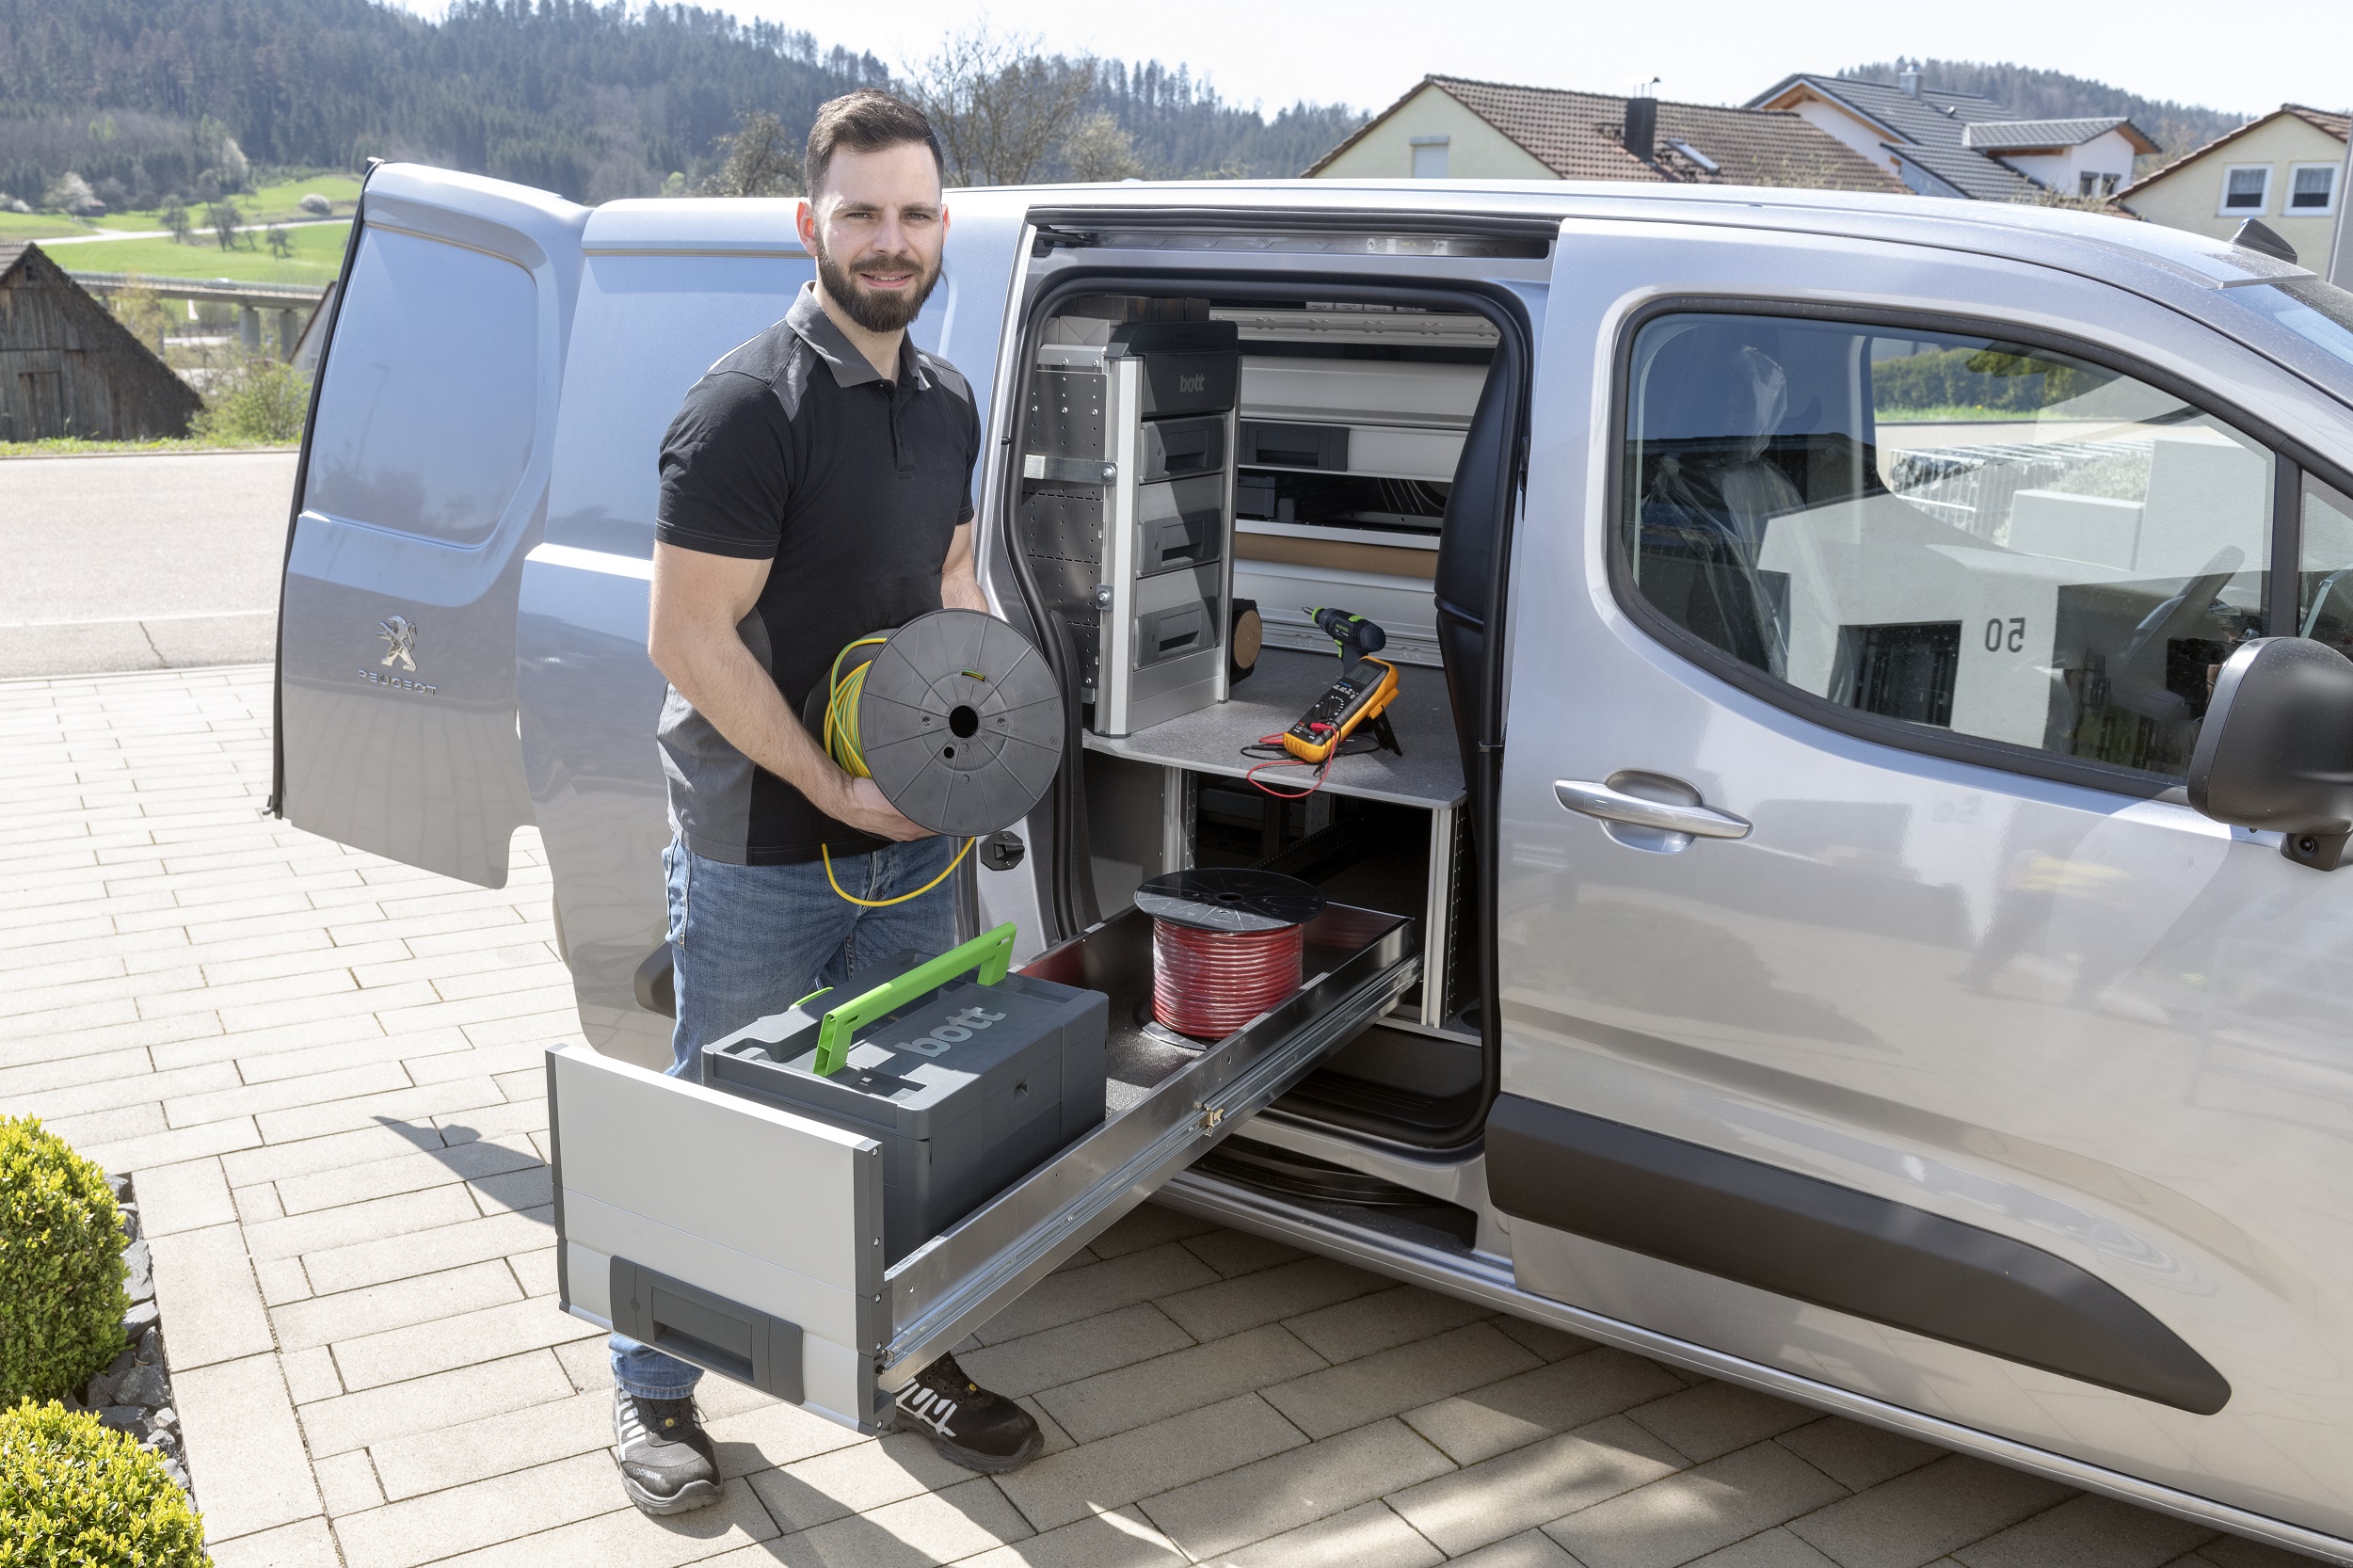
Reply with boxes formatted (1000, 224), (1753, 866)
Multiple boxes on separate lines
(549, 902), (1416, 1432)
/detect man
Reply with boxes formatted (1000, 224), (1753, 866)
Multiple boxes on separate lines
(612, 89), (1042, 1518)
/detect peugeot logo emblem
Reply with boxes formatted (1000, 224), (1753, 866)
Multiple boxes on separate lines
(378, 616), (419, 672)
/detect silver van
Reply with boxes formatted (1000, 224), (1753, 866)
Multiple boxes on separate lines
(274, 164), (2353, 1560)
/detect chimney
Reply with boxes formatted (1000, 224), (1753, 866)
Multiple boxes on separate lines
(1625, 95), (1658, 164)
(1897, 66), (1923, 98)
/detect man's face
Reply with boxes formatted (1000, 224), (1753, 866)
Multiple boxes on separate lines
(798, 141), (947, 334)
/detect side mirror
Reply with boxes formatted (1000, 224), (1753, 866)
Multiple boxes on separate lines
(2189, 637), (2353, 870)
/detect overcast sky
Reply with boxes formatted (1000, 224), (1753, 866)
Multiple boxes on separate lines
(390, 0), (2351, 121)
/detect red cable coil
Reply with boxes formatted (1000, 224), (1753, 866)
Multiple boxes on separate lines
(1151, 920), (1305, 1039)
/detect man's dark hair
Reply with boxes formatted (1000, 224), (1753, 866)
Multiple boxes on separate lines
(805, 90), (945, 198)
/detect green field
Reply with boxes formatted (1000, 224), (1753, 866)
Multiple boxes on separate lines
(0, 436), (297, 458)
(58, 221), (350, 286)
(85, 172), (364, 232)
(0, 211), (98, 240)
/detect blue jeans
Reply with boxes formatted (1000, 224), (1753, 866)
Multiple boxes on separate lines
(610, 833), (959, 1400)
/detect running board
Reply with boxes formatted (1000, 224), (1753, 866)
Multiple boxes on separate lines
(1154, 1169), (2353, 1566)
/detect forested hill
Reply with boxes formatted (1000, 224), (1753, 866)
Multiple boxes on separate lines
(0, 0), (1364, 206)
(1839, 59), (2246, 160)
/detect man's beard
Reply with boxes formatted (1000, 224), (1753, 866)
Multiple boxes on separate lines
(813, 235), (942, 334)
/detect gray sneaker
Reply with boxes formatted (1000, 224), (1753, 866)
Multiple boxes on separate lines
(613, 1387), (719, 1515)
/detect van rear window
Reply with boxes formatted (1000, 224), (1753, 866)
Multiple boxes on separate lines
(305, 226), (538, 547)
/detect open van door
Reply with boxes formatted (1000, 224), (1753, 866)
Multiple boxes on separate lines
(275, 165), (585, 887)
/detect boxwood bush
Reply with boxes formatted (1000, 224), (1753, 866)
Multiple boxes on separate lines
(0, 1400), (206, 1566)
(0, 1117), (128, 1405)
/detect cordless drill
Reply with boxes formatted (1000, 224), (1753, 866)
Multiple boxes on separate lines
(1308, 606), (1386, 666)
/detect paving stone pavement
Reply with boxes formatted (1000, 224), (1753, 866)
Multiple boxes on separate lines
(0, 664), (2327, 1568)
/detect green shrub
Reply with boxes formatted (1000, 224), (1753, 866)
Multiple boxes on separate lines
(0, 1400), (207, 1567)
(0, 1118), (128, 1406)
(191, 359), (311, 446)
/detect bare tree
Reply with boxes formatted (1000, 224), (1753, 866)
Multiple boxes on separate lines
(912, 24), (1096, 186)
(1061, 111), (1144, 183)
(206, 200), (244, 252)
(159, 197), (192, 245)
(701, 110), (804, 198)
(265, 225), (295, 261)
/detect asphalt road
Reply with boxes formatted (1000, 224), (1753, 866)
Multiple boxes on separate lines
(0, 451), (296, 678)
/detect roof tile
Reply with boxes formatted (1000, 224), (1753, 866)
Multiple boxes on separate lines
(1961, 117), (2132, 151)
(1337, 76), (1904, 192)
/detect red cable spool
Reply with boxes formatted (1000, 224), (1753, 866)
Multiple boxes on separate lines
(1136, 870), (1327, 1039)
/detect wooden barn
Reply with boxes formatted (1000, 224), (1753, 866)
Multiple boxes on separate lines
(0, 242), (201, 441)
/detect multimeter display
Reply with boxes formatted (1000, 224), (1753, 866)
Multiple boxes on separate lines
(1282, 659), (1397, 762)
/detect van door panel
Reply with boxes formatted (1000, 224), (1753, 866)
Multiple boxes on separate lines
(518, 194), (1037, 1056)
(520, 229), (815, 1061)
(279, 167), (586, 887)
(1500, 219), (2353, 1535)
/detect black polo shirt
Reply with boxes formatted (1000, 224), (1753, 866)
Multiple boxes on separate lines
(654, 282), (980, 865)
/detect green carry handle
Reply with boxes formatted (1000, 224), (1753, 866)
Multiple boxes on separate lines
(809, 922), (1017, 1078)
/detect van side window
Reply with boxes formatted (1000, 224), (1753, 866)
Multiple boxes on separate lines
(305, 227), (538, 547)
(2300, 474), (2353, 658)
(1621, 312), (2275, 780)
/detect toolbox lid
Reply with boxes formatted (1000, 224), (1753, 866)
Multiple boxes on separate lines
(703, 973), (1089, 1136)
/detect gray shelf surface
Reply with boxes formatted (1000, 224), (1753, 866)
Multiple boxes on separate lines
(1082, 648), (1465, 809)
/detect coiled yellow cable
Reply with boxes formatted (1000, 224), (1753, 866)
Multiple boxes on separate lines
(820, 634), (974, 907)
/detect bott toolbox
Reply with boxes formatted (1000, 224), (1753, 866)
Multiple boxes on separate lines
(699, 925), (1109, 1264)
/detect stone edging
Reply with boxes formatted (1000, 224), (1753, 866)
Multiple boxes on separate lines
(56, 1173), (197, 1504)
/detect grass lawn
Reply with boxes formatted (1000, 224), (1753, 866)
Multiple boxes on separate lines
(58, 222), (350, 287)
(0, 436), (298, 459)
(85, 172), (365, 233)
(0, 211), (100, 241)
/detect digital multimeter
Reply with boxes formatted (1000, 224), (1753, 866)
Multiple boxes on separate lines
(1282, 658), (1401, 763)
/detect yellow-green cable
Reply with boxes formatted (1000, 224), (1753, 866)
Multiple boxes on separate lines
(820, 634), (973, 907)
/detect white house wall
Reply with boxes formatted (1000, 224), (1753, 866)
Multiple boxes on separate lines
(2126, 114), (2345, 276)
(1993, 129), (2140, 196)
(1773, 92), (1903, 179)
(1313, 85), (1558, 181)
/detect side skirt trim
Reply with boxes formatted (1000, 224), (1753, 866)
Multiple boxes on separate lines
(1483, 1096), (2228, 1416)
(1156, 1168), (2352, 1567)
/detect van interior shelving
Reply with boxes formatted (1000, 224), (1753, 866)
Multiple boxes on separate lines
(1002, 287), (1511, 1155)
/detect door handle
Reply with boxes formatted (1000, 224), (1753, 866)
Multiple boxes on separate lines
(1554, 779), (1752, 840)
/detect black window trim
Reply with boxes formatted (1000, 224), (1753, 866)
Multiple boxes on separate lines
(1606, 293), (2353, 801)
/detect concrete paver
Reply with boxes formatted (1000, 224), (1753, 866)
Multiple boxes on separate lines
(0, 663), (2325, 1567)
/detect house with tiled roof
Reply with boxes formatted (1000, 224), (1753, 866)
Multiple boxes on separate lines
(2120, 105), (2351, 278)
(1304, 75), (1905, 194)
(1746, 69), (2157, 201)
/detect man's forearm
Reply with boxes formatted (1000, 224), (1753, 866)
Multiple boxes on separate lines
(942, 569), (988, 613)
(661, 621), (845, 812)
